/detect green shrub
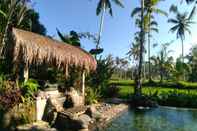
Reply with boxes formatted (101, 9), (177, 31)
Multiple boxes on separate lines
(176, 81), (197, 89)
(103, 84), (120, 98)
(117, 84), (197, 108)
(21, 79), (39, 98)
(109, 79), (197, 89)
(85, 87), (101, 105)
(88, 56), (114, 89)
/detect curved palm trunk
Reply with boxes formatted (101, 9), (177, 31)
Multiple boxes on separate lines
(96, 3), (106, 50)
(135, 0), (144, 96)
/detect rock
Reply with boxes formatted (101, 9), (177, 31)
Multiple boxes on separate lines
(42, 97), (65, 125)
(79, 129), (89, 131)
(64, 87), (84, 108)
(85, 105), (101, 119)
(75, 114), (91, 129)
(106, 98), (126, 104)
(55, 113), (91, 130)
(17, 121), (57, 131)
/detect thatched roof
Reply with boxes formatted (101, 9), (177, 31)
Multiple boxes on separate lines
(9, 28), (97, 73)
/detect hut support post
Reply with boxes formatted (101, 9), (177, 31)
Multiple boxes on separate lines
(24, 64), (29, 82)
(82, 71), (85, 98)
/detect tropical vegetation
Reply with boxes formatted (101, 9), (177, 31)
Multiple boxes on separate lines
(1, 0), (197, 130)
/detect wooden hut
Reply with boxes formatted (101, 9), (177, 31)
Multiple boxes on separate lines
(5, 28), (97, 97)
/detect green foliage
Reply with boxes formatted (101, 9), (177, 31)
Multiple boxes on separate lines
(89, 48), (104, 55)
(0, 0), (46, 35)
(21, 79), (39, 98)
(85, 87), (101, 105)
(157, 90), (197, 108)
(110, 79), (197, 89)
(96, 0), (124, 16)
(18, 99), (35, 124)
(176, 81), (197, 89)
(102, 84), (120, 98)
(88, 56), (114, 92)
(115, 80), (197, 108)
(57, 29), (81, 47)
(109, 79), (135, 86)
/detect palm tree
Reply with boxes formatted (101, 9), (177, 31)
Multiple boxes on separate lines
(96, 0), (124, 50)
(134, 0), (145, 96)
(127, 32), (141, 62)
(151, 43), (174, 82)
(172, 58), (191, 81)
(187, 45), (197, 81)
(145, 0), (167, 81)
(131, 0), (167, 82)
(168, 8), (195, 66)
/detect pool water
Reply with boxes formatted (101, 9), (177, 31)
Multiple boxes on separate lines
(104, 106), (197, 131)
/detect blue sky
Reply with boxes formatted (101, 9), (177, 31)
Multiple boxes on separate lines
(32, 0), (197, 61)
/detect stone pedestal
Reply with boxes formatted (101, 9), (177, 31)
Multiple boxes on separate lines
(36, 97), (47, 121)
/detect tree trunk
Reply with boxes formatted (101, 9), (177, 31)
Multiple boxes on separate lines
(135, 0), (144, 96)
(160, 69), (163, 83)
(148, 14), (151, 82)
(96, 3), (106, 49)
(181, 39), (185, 81)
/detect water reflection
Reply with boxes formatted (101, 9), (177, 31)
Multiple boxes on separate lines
(105, 107), (197, 131)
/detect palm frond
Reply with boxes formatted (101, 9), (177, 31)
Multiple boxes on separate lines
(112, 0), (124, 8)
(131, 7), (141, 17)
(96, 0), (103, 15)
(168, 18), (179, 24)
(169, 4), (178, 13)
(188, 5), (196, 20)
(150, 27), (159, 33)
(56, 28), (70, 43)
(152, 8), (168, 17)
(0, 10), (7, 18)
(169, 25), (179, 33)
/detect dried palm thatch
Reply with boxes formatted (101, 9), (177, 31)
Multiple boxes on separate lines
(7, 28), (97, 75)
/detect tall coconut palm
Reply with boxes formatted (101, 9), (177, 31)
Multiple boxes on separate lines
(96, 0), (124, 50)
(131, 0), (167, 82)
(127, 33), (141, 64)
(168, 8), (195, 66)
(134, 0), (145, 96)
(145, 0), (167, 81)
